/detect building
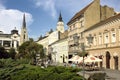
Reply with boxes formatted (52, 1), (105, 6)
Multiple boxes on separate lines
(20, 14), (28, 45)
(0, 28), (20, 50)
(67, 0), (115, 59)
(0, 14), (28, 50)
(37, 13), (65, 56)
(49, 30), (68, 64)
(84, 13), (120, 70)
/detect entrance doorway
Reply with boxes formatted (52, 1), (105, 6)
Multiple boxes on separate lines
(114, 56), (118, 70)
(106, 51), (111, 69)
(99, 55), (103, 68)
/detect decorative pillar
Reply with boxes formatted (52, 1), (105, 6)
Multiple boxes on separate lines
(14, 41), (17, 48)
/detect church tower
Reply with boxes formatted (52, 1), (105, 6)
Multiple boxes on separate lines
(56, 12), (64, 33)
(20, 14), (28, 45)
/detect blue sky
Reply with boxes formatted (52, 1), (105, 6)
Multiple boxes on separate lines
(0, 0), (120, 40)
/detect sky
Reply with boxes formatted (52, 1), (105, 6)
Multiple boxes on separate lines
(0, 0), (120, 40)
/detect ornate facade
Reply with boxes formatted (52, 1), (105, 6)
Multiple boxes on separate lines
(67, 0), (120, 70)
(0, 14), (28, 50)
(84, 13), (120, 70)
(67, 0), (116, 61)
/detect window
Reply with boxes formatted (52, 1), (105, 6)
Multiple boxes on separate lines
(3, 41), (11, 47)
(24, 35), (25, 39)
(80, 32), (83, 39)
(80, 20), (84, 27)
(98, 34), (102, 45)
(73, 24), (75, 29)
(69, 26), (71, 31)
(111, 32), (116, 42)
(119, 29), (120, 41)
(93, 36), (97, 46)
(104, 33), (109, 44)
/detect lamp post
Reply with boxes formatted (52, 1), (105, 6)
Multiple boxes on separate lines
(73, 35), (86, 80)
(73, 34), (93, 80)
(81, 43), (87, 80)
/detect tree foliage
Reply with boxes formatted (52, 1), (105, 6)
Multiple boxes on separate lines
(0, 59), (83, 80)
(0, 46), (9, 59)
(9, 48), (17, 59)
(18, 40), (44, 60)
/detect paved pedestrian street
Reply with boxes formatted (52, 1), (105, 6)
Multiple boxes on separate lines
(77, 69), (120, 80)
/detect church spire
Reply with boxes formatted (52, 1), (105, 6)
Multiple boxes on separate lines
(22, 13), (26, 28)
(58, 12), (63, 22)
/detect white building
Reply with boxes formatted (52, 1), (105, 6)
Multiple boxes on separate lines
(37, 13), (65, 56)
(0, 14), (28, 50)
(49, 31), (68, 63)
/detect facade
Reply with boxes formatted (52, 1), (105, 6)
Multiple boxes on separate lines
(37, 13), (65, 56)
(0, 28), (20, 50)
(0, 14), (28, 50)
(67, 0), (115, 59)
(84, 13), (120, 70)
(37, 36), (49, 56)
(49, 31), (68, 63)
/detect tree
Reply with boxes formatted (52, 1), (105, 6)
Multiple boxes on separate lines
(18, 40), (44, 64)
(0, 46), (9, 59)
(9, 48), (17, 59)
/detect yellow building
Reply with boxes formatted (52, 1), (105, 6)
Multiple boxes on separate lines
(67, 0), (115, 61)
(84, 13), (120, 70)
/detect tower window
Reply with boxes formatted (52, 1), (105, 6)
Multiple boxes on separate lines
(24, 35), (25, 39)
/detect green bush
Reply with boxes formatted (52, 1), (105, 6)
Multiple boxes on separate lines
(0, 59), (83, 80)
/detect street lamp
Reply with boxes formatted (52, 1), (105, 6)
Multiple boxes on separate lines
(81, 43), (88, 80)
(73, 35), (86, 80)
(73, 34), (93, 80)
(86, 34), (93, 46)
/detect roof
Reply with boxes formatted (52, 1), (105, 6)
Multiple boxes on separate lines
(49, 30), (68, 46)
(67, 1), (94, 25)
(59, 30), (68, 39)
(0, 34), (11, 38)
(85, 13), (120, 32)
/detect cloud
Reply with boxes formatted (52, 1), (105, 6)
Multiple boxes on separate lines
(33, 0), (93, 19)
(0, 3), (33, 34)
(34, 0), (57, 18)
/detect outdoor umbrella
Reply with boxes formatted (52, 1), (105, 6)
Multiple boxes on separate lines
(84, 55), (102, 63)
(69, 55), (81, 62)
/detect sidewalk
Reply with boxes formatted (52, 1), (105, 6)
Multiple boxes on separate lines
(105, 69), (120, 80)
(77, 69), (120, 80)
